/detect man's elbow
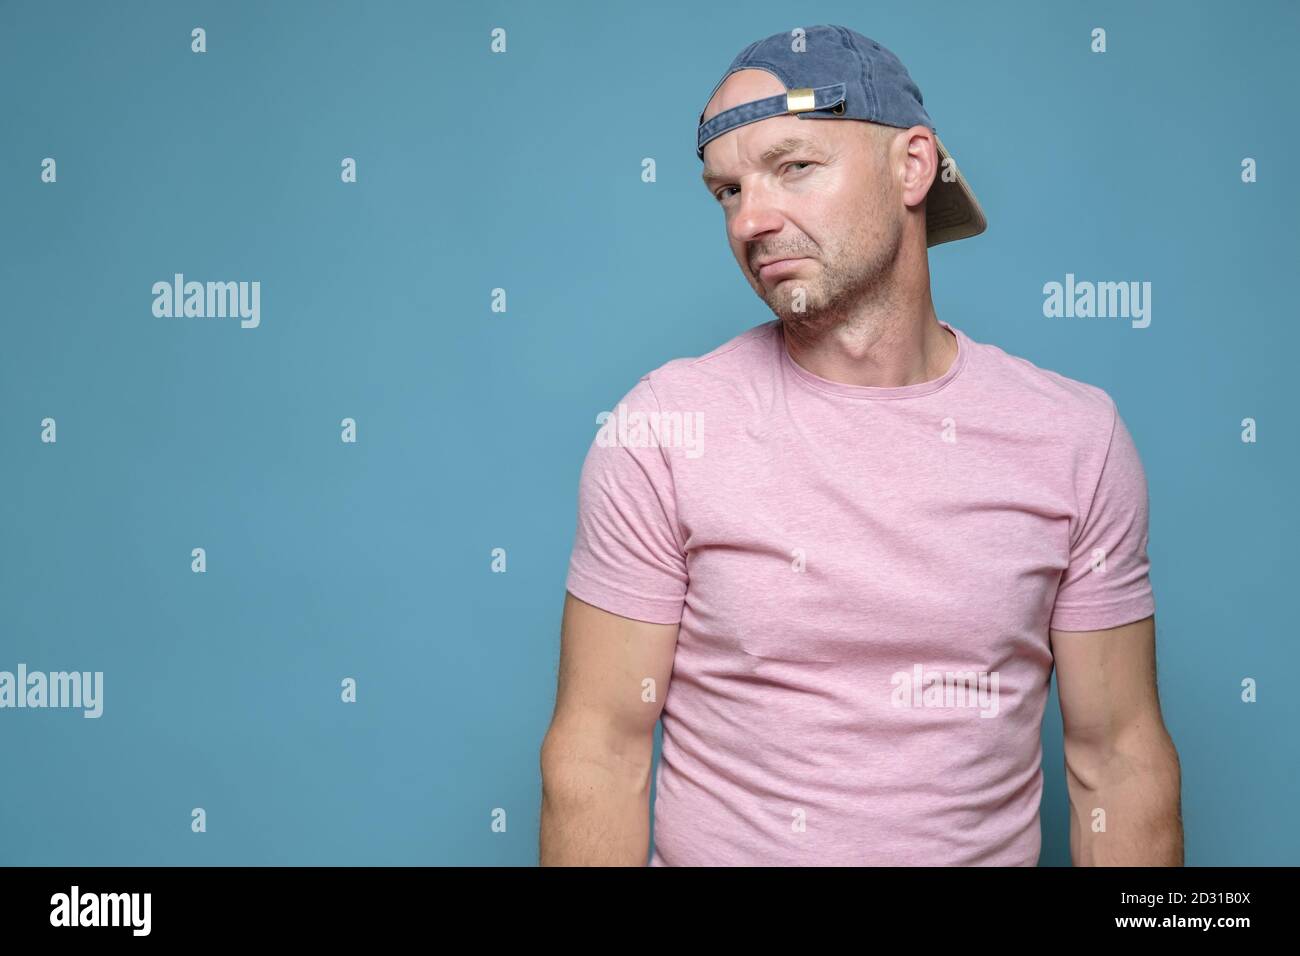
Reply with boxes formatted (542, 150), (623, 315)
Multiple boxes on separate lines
(539, 721), (655, 801)
(1065, 721), (1181, 793)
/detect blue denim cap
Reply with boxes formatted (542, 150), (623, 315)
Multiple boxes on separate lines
(697, 24), (987, 247)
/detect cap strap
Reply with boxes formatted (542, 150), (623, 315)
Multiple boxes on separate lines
(697, 82), (846, 158)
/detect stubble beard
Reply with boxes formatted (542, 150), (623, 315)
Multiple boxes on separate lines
(760, 212), (904, 345)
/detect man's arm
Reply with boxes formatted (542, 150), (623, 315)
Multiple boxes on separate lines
(1050, 614), (1183, 865)
(539, 592), (680, 866)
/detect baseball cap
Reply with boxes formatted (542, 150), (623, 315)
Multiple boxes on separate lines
(696, 24), (987, 247)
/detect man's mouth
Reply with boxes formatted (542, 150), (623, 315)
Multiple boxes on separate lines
(756, 257), (809, 282)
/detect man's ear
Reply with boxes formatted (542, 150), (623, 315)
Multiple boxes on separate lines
(899, 127), (939, 210)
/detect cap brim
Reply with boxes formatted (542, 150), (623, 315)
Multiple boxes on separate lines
(926, 135), (987, 247)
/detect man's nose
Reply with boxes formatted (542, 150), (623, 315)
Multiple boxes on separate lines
(728, 181), (784, 247)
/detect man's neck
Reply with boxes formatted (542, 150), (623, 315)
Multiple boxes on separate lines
(782, 305), (956, 389)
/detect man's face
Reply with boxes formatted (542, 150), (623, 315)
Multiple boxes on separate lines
(700, 69), (908, 328)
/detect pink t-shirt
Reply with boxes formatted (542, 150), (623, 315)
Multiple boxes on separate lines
(565, 318), (1156, 866)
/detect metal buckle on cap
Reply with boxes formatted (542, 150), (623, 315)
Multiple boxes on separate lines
(785, 88), (816, 112)
(786, 87), (847, 115)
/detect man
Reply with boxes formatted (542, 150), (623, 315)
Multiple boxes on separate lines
(540, 24), (1182, 866)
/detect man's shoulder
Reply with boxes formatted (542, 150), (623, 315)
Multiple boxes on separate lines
(964, 328), (1119, 435)
(632, 320), (778, 400)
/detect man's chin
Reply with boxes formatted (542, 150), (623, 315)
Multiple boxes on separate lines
(763, 286), (822, 323)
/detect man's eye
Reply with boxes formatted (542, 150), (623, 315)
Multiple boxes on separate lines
(715, 163), (812, 201)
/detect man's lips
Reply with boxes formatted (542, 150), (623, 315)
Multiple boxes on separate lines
(756, 257), (809, 281)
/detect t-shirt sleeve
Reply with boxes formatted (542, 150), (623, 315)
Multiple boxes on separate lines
(1049, 400), (1156, 632)
(564, 376), (688, 625)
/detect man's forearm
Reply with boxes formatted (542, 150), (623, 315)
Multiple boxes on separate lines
(539, 740), (653, 866)
(1066, 729), (1183, 865)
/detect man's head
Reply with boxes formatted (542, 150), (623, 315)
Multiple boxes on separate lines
(694, 26), (986, 333)
(700, 67), (939, 329)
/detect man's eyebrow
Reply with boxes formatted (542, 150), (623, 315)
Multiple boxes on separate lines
(700, 136), (824, 185)
(759, 135), (822, 162)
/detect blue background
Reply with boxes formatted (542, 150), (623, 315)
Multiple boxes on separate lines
(1, 0), (1295, 865)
